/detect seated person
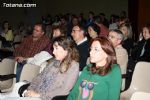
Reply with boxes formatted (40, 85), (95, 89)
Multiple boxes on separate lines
(119, 23), (134, 55)
(87, 23), (100, 39)
(67, 36), (122, 100)
(13, 23), (51, 82)
(131, 24), (150, 62)
(0, 36), (79, 100)
(108, 29), (128, 90)
(0, 21), (14, 48)
(71, 24), (89, 71)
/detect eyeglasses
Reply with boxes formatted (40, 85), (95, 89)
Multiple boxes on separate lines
(108, 35), (121, 40)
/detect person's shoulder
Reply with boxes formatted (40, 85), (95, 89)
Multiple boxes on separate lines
(72, 60), (79, 64)
(69, 60), (80, 72)
(71, 60), (79, 68)
(42, 35), (50, 40)
(82, 64), (92, 71)
(146, 38), (150, 43)
(111, 64), (121, 72)
(22, 35), (32, 41)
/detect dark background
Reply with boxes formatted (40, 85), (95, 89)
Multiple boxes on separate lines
(0, 0), (150, 39)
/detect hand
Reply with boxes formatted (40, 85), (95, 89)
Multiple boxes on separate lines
(15, 56), (26, 63)
(25, 90), (40, 97)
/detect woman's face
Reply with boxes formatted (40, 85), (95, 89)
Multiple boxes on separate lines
(143, 27), (150, 40)
(53, 29), (61, 38)
(4, 22), (9, 29)
(53, 42), (68, 61)
(90, 41), (108, 66)
(120, 26), (128, 36)
(88, 26), (97, 39)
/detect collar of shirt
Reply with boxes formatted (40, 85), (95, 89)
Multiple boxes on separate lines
(77, 37), (88, 45)
(115, 45), (122, 50)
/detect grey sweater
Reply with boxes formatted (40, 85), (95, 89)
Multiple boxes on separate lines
(27, 59), (79, 100)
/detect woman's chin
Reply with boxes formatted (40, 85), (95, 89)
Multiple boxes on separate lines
(90, 59), (95, 63)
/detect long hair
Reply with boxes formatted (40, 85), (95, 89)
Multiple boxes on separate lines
(119, 23), (133, 39)
(53, 36), (79, 73)
(89, 36), (117, 76)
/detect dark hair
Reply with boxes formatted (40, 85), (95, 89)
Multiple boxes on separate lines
(34, 23), (45, 33)
(143, 24), (150, 34)
(53, 36), (79, 73)
(89, 36), (117, 75)
(74, 24), (87, 36)
(93, 16), (102, 24)
(51, 25), (66, 39)
(88, 23), (101, 34)
(2, 21), (11, 30)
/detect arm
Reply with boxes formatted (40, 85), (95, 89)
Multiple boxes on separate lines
(116, 48), (128, 74)
(138, 40), (150, 61)
(108, 65), (122, 100)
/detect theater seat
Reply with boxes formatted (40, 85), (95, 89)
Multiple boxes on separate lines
(120, 61), (150, 100)
(0, 58), (16, 92)
(131, 92), (150, 100)
(19, 63), (40, 82)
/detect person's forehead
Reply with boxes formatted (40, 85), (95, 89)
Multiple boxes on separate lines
(73, 26), (80, 30)
(91, 41), (101, 47)
(34, 25), (41, 29)
(109, 31), (117, 35)
(143, 27), (148, 31)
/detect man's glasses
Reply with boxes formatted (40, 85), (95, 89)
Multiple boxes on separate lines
(108, 35), (121, 40)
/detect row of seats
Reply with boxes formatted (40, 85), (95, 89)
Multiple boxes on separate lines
(0, 58), (150, 100)
(0, 58), (40, 93)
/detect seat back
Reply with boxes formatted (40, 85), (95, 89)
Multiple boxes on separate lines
(0, 58), (16, 91)
(120, 62), (150, 100)
(131, 92), (150, 100)
(129, 61), (150, 92)
(13, 34), (23, 49)
(19, 64), (40, 82)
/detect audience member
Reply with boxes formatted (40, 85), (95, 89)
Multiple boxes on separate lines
(131, 24), (150, 62)
(119, 23), (134, 55)
(0, 36), (79, 100)
(71, 24), (89, 70)
(108, 29), (128, 90)
(87, 23), (100, 39)
(67, 36), (121, 100)
(24, 36), (79, 99)
(13, 23), (51, 82)
(0, 21), (14, 47)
